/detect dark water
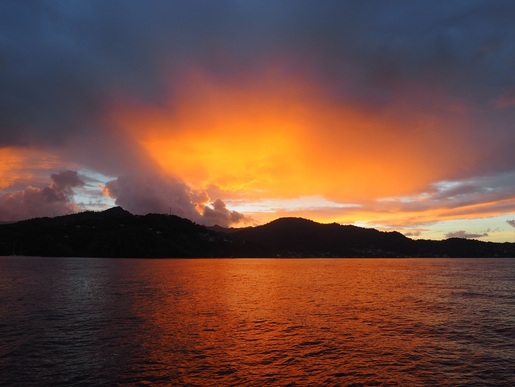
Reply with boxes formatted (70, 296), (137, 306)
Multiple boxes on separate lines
(0, 257), (514, 386)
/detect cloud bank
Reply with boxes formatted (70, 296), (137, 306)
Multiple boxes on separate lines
(0, 170), (84, 221)
(445, 231), (489, 240)
(104, 174), (248, 227)
(1, 0), (515, 237)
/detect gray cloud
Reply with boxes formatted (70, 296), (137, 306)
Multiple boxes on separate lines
(445, 230), (488, 239)
(433, 184), (485, 201)
(507, 220), (515, 228)
(0, 170), (84, 221)
(50, 170), (84, 192)
(372, 172), (515, 222)
(104, 174), (249, 227)
(104, 174), (199, 221)
(404, 230), (422, 237)
(203, 199), (247, 227)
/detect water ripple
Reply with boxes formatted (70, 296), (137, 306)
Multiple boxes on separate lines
(0, 257), (514, 386)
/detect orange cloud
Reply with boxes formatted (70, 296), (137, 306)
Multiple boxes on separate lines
(238, 194), (515, 239)
(0, 147), (65, 190)
(110, 67), (478, 206)
(355, 195), (515, 229)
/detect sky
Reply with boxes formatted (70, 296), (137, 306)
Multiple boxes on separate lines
(1, 0), (515, 241)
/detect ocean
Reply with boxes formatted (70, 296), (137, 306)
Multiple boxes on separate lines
(1, 257), (514, 386)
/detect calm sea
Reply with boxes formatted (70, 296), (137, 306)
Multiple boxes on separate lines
(0, 257), (514, 386)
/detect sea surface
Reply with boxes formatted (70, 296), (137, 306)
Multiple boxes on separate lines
(0, 257), (514, 386)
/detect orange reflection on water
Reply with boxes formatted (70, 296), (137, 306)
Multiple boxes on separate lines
(128, 259), (461, 385)
(4, 257), (512, 385)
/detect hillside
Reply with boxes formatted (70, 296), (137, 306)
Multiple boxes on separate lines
(223, 218), (515, 258)
(226, 217), (411, 257)
(0, 207), (250, 258)
(1, 208), (514, 258)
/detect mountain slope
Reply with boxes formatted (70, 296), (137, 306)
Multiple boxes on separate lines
(228, 217), (412, 257)
(1, 208), (514, 257)
(0, 207), (244, 257)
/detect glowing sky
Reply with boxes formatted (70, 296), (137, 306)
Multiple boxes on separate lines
(1, 0), (515, 241)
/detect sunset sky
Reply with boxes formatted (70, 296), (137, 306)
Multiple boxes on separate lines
(1, 0), (515, 241)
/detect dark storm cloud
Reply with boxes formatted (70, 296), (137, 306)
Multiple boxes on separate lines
(104, 174), (248, 227)
(203, 199), (247, 226)
(2, 0), (515, 149)
(104, 174), (200, 221)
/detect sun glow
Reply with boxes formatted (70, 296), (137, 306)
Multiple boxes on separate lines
(110, 68), (477, 208)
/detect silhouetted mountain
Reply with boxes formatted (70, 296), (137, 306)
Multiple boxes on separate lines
(226, 217), (413, 257)
(1, 208), (514, 258)
(220, 218), (515, 257)
(0, 207), (252, 258)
